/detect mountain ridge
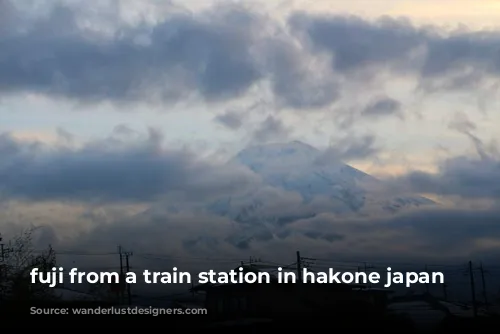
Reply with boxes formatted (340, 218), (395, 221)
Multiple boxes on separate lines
(216, 140), (434, 219)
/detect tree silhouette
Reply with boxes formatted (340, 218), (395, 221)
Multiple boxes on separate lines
(0, 228), (58, 302)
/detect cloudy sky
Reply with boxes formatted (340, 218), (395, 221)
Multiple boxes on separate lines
(1, 0), (500, 294)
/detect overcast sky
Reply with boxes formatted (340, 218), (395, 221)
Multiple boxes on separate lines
(1, 1), (500, 292)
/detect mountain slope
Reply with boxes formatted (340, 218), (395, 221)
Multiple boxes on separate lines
(210, 141), (434, 220)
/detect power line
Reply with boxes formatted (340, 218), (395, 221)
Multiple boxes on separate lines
(137, 254), (238, 263)
(7, 245), (500, 306)
(28, 249), (500, 274)
(48, 250), (245, 262)
(468, 260), (478, 318)
(39, 251), (118, 256)
(313, 257), (468, 269)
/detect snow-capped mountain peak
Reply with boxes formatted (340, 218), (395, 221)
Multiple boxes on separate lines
(216, 141), (434, 219)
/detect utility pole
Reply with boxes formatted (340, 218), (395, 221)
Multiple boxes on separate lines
(243, 257), (261, 267)
(124, 251), (133, 306)
(118, 246), (123, 274)
(362, 262), (375, 272)
(363, 262), (374, 287)
(479, 262), (488, 306)
(469, 261), (478, 318)
(424, 265), (430, 295)
(296, 251), (302, 283)
(118, 246), (124, 303)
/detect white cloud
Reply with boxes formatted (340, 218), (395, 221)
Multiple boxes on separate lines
(2, 1), (500, 299)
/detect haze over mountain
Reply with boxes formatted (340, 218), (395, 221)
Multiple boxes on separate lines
(210, 141), (435, 220)
(192, 141), (435, 250)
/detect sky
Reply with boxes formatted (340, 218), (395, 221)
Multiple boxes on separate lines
(1, 0), (500, 297)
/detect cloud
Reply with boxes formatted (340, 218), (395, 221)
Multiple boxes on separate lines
(0, 3), (261, 102)
(0, 1), (339, 110)
(5, 2), (500, 113)
(2, 197), (497, 299)
(289, 14), (425, 73)
(3, 1), (500, 299)
(1, 127), (497, 269)
(1, 128), (500, 296)
(290, 12), (500, 95)
(261, 36), (340, 109)
(388, 118), (500, 199)
(317, 134), (379, 162)
(214, 110), (244, 130)
(0, 129), (379, 206)
(4, 197), (500, 269)
(392, 155), (500, 199)
(362, 97), (403, 119)
(251, 116), (291, 144)
(448, 111), (477, 133)
(0, 128), (260, 203)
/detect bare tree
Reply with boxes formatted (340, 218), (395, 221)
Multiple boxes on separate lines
(0, 228), (58, 301)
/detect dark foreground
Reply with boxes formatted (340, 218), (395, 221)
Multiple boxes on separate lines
(2, 301), (500, 333)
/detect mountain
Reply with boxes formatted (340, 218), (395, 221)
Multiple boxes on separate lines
(208, 141), (434, 221)
(134, 141), (435, 250)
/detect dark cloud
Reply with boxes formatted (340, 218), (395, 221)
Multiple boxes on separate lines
(385, 207), (500, 252)
(9, 200), (500, 274)
(0, 130), (382, 205)
(318, 134), (379, 162)
(1, 2), (499, 114)
(289, 14), (426, 72)
(0, 129), (259, 203)
(362, 97), (403, 119)
(393, 155), (500, 199)
(0, 1), (339, 109)
(0, 4), (261, 102)
(289, 13), (500, 92)
(262, 37), (339, 109)
(251, 116), (290, 143)
(40, 205), (500, 300)
(388, 116), (500, 199)
(1, 131), (499, 297)
(3, 202), (495, 299)
(214, 111), (244, 130)
(421, 30), (500, 80)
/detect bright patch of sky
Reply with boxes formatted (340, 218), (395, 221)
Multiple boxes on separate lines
(2, 0), (500, 169)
